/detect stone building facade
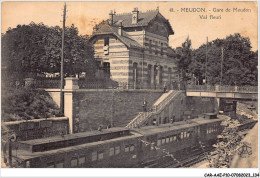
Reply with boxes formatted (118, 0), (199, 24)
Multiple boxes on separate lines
(89, 8), (178, 89)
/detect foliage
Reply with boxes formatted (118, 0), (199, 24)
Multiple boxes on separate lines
(1, 22), (96, 85)
(190, 34), (257, 86)
(175, 37), (193, 86)
(1, 88), (63, 122)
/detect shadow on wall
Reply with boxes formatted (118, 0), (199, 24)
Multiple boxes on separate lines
(74, 91), (162, 132)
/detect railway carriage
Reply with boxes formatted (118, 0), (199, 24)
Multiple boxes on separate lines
(6, 113), (225, 168)
(9, 128), (143, 168)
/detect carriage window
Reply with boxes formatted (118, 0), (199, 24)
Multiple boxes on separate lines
(181, 132), (184, 139)
(169, 137), (173, 142)
(98, 153), (104, 160)
(162, 138), (166, 144)
(46, 162), (55, 168)
(79, 156), (85, 166)
(125, 146), (130, 152)
(187, 132), (190, 138)
(71, 158), (78, 167)
(91, 151), (97, 161)
(26, 161), (30, 168)
(98, 152), (104, 160)
(166, 137), (169, 143)
(115, 146), (120, 155)
(56, 161), (64, 168)
(109, 147), (115, 156)
(130, 145), (135, 152)
(157, 139), (162, 146)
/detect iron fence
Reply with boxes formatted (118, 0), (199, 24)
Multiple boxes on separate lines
(186, 85), (257, 93)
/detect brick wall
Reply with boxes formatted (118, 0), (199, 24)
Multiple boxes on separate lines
(3, 117), (69, 141)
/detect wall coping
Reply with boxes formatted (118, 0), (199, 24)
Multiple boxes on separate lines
(3, 117), (69, 126)
(43, 88), (182, 93)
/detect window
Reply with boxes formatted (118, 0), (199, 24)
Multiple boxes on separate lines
(166, 137), (169, 143)
(169, 137), (173, 142)
(79, 156), (85, 166)
(157, 139), (162, 146)
(173, 136), (177, 141)
(115, 146), (120, 155)
(187, 132), (190, 138)
(104, 37), (109, 46)
(162, 138), (166, 144)
(98, 152), (104, 160)
(184, 132), (187, 138)
(109, 147), (115, 156)
(91, 151), (97, 161)
(181, 132), (184, 139)
(149, 40), (152, 53)
(56, 162), (64, 168)
(130, 145), (135, 152)
(161, 43), (163, 55)
(125, 146), (130, 152)
(71, 158), (78, 167)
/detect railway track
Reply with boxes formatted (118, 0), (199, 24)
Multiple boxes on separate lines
(140, 145), (214, 168)
(141, 119), (257, 168)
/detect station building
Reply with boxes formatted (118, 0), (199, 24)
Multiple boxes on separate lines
(89, 8), (178, 89)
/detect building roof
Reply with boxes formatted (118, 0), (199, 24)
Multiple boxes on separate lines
(19, 127), (129, 146)
(89, 9), (174, 48)
(113, 10), (174, 35)
(89, 23), (142, 49)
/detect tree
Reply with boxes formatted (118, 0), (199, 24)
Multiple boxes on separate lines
(1, 22), (96, 86)
(190, 34), (257, 86)
(175, 37), (193, 88)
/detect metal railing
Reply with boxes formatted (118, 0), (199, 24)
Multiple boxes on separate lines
(186, 85), (257, 93)
(126, 90), (181, 128)
(152, 90), (180, 112)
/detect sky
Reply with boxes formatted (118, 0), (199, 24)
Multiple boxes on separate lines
(1, 1), (258, 51)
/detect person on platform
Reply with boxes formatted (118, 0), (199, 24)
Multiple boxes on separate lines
(142, 98), (147, 112)
(163, 83), (167, 93)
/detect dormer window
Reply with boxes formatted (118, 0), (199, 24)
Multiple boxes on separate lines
(104, 37), (109, 46)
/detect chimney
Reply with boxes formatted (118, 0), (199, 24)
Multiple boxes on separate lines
(132, 7), (139, 24)
(109, 10), (115, 25)
(93, 24), (98, 33)
(118, 22), (122, 36)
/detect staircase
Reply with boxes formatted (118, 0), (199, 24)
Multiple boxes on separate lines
(126, 90), (181, 128)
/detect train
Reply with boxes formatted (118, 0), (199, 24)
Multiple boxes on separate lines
(4, 113), (232, 168)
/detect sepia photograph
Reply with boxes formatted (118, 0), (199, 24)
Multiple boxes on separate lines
(1, 1), (259, 177)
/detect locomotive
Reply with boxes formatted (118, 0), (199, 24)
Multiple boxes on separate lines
(6, 113), (225, 168)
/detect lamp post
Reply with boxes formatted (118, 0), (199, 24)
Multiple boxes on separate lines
(220, 47), (224, 86)
(60, 3), (66, 114)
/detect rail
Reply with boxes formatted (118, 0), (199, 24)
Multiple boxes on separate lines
(126, 90), (181, 128)
(152, 90), (180, 112)
(186, 85), (257, 93)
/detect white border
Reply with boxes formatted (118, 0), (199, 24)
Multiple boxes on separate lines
(1, 0), (259, 177)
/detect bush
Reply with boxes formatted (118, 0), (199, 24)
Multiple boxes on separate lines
(2, 88), (63, 122)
